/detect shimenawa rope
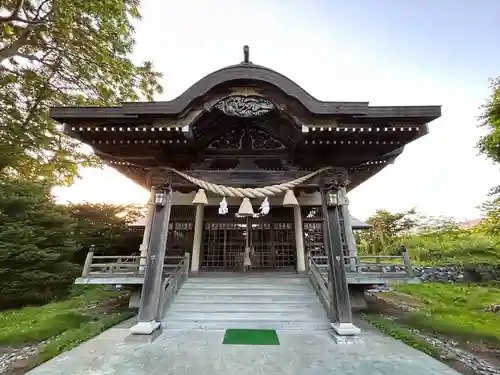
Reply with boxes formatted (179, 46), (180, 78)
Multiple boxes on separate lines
(163, 166), (332, 198)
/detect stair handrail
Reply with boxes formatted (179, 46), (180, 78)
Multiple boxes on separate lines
(156, 252), (190, 320)
(307, 254), (331, 314)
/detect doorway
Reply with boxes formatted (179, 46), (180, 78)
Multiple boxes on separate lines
(200, 207), (295, 270)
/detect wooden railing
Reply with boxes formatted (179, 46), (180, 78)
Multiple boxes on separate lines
(308, 255), (331, 315)
(309, 252), (414, 278)
(81, 248), (186, 278)
(157, 252), (190, 320)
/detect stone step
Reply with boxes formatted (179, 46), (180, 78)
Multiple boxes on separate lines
(177, 288), (317, 297)
(186, 277), (310, 284)
(191, 273), (304, 278)
(168, 303), (327, 313)
(162, 319), (331, 331)
(181, 283), (314, 291)
(164, 311), (325, 321)
(173, 295), (320, 303)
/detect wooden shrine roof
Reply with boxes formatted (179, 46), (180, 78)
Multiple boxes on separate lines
(50, 49), (441, 192)
(51, 62), (440, 121)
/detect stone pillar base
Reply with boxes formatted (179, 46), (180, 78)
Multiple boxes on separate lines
(130, 321), (161, 335)
(330, 322), (361, 336)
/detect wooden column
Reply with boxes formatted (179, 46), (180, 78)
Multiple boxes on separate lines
(293, 205), (306, 272)
(320, 184), (360, 336)
(130, 185), (173, 335)
(190, 204), (204, 273)
(338, 187), (358, 271)
(139, 194), (155, 273)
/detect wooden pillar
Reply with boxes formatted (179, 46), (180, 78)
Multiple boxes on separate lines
(190, 204), (204, 273)
(338, 187), (358, 271)
(130, 185), (173, 335)
(139, 194), (155, 273)
(293, 205), (306, 272)
(82, 245), (95, 277)
(320, 185), (360, 336)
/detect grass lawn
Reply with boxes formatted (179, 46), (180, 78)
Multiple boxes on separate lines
(393, 283), (500, 345)
(0, 286), (134, 371)
(362, 282), (500, 372)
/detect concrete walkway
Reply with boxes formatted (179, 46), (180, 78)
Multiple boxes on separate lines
(27, 319), (460, 375)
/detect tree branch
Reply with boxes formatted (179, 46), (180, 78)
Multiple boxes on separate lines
(0, 0), (52, 25)
(0, 0), (24, 25)
(0, 24), (38, 64)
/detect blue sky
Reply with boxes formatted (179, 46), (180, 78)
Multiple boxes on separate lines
(54, 0), (500, 221)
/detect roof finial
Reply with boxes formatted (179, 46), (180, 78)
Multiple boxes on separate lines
(243, 45), (250, 64)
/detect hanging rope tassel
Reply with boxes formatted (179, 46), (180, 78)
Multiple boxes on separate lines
(192, 188), (208, 205)
(282, 189), (299, 207)
(238, 197), (254, 216)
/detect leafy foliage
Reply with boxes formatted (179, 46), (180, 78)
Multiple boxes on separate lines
(359, 208), (419, 254)
(0, 175), (79, 309)
(0, 0), (163, 185)
(66, 202), (144, 264)
(475, 192), (500, 236)
(0, 176), (144, 309)
(397, 231), (500, 266)
(478, 77), (500, 164)
(358, 208), (500, 265)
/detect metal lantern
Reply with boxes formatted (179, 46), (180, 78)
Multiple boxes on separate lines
(327, 191), (338, 207)
(154, 189), (166, 207)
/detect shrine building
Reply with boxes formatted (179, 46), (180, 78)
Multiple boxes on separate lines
(50, 46), (441, 337)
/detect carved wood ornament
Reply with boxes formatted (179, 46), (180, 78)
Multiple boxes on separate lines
(208, 127), (285, 150)
(214, 95), (275, 118)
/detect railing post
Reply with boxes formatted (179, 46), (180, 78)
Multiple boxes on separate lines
(82, 245), (95, 277)
(184, 252), (190, 281)
(401, 246), (414, 277)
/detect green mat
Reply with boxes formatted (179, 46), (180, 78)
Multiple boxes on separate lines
(222, 329), (280, 345)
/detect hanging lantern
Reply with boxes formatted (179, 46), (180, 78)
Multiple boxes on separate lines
(237, 197), (255, 216)
(218, 197), (228, 215)
(259, 197), (270, 215)
(192, 188), (208, 205)
(154, 189), (167, 207)
(327, 191), (339, 207)
(282, 189), (299, 207)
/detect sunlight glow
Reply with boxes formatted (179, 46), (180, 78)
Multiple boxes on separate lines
(53, 0), (499, 220)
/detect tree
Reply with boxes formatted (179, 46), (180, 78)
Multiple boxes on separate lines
(476, 76), (499, 232)
(477, 77), (500, 164)
(0, 0), (163, 185)
(359, 208), (420, 254)
(67, 203), (144, 263)
(66, 202), (144, 264)
(417, 215), (459, 233)
(476, 196), (500, 236)
(0, 175), (79, 309)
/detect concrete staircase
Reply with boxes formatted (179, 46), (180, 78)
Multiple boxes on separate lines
(162, 274), (331, 330)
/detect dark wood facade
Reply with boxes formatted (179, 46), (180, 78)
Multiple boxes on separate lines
(50, 57), (441, 193)
(51, 51), (441, 271)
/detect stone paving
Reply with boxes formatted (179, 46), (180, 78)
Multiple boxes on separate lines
(26, 320), (461, 375)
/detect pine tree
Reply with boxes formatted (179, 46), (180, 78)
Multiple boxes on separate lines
(0, 175), (79, 308)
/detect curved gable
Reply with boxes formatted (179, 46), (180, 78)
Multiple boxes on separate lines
(122, 63), (369, 116)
